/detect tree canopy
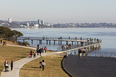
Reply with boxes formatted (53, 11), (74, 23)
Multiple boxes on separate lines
(0, 26), (23, 38)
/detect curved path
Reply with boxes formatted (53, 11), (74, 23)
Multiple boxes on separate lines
(1, 44), (62, 77)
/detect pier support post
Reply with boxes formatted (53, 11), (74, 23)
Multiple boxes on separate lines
(49, 40), (51, 44)
(77, 42), (78, 45)
(46, 40), (48, 44)
(88, 46), (90, 52)
(39, 40), (42, 44)
(93, 45), (95, 50)
(74, 49), (76, 55)
(72, 41), (73, 45)
(54, 40), (55, 45)
(86, 47), (87, 53)
(31, 40), (33, 44)
(96, 44), (98, 49)
(60, 41), (62, 44)
(23, 39), (25, 42)
(99, 44), (101, 49)
(66, 41), (68, 45)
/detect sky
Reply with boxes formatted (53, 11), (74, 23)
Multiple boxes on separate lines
(0, 0), (116, 23)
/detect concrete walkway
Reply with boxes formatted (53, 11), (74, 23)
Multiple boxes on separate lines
(1, 44), (61, 77)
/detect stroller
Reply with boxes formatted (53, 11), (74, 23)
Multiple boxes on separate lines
(4, 62), (9, 72)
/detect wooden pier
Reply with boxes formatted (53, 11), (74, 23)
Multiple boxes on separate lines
(14, 36), (101, 55)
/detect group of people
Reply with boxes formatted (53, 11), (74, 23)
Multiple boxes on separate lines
(36, 46), (47, 56)
(78, 49), (86, 57)
(62, 44), (71, 50)
(29, 50), (36, 58)
(29, 46), (47, 58)
(4, 59), (13, 71)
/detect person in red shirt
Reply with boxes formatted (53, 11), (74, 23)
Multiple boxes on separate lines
(33, 51), (36, 57)
(44, 46), (47, 53)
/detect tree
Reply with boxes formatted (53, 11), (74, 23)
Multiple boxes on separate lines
(0, 26), (13, 38)
(12, 30), (23, 37)
(0, 26), (23, 39)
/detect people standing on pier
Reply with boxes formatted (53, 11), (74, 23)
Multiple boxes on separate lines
(10, 60), (13, 70)
(75, 37), (77, 40)
(78, 49), (82, 57)
(82, 49), (86, 56)
(80, 37), (82, 40)
(81, 42), (83, 46)
(44, 46), (47, 53)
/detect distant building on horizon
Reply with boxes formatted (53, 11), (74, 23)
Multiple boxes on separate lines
(38, 19), (41, 25)
(8, 17), (12, 23)
(41, 20), (44, 25)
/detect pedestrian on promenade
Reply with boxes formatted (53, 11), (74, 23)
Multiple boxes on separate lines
(10, 60), (13, 70)
(39, 48), (42, 56)
(44, 46), (47, 53)
(33, 51), (36, 57)
(0, 40), (2, 44)
(4, 59), (9, 71)
(3, 41), (6, 46)
(41, 60), (45, 71)
(29, 52), (31, 58)
(37, 48), (39, 55)
(37, 44), (39, 55)
(30, 50), (33, 57)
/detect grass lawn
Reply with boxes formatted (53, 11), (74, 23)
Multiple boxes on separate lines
(20, 54), (69, 77)
(0, 45), (34, 75)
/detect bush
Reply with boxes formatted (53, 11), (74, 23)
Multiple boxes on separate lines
(22, 42), (29, 46)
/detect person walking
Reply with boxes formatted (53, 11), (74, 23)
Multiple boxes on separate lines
(37, 48), (39, 55)
(39, 48), (42, 56)
(4, 59), (8, 72)
(41, 60), (45, 71)
(10, 60), (13, 70)
(30, 50), (33, 57)
(37, 44), (39, 55)
(33, 51), (36, 57)
(44, 46), (47, 53)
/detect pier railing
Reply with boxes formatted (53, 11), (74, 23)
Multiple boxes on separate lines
(14, 37), (97, 41)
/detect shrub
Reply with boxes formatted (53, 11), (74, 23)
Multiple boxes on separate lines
(22, 42), (29, 46)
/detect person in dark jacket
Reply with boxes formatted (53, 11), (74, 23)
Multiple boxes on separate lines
(41, 60), (45, 71)
(37, 48), (39, 55)
(39, 48), (42, 56)
(10, 60), (13, 70)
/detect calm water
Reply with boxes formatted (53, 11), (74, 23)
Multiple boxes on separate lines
(11, 28), (116, 57)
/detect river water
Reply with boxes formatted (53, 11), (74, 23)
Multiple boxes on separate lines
(11, 28), (116, 57)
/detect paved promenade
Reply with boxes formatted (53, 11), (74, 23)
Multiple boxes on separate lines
(1, 44), (61, 77)
(63, 55), (116, 77)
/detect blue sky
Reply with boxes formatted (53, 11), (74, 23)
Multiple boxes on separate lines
(0, 0), (116, 23)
